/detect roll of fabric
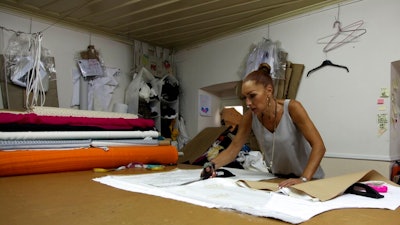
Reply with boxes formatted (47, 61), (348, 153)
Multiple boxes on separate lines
(0, 145), (178, 176)
(0, 130), (159, 140)
(0, 112), (155, 131)
(112, 103), (128, 113)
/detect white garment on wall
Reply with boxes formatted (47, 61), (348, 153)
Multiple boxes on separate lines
(71, 68), (81, 107)
(71, 66), (120, 111)
(89, 67), (120, 111)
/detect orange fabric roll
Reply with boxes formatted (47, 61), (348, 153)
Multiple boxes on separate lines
(0, 145), (178, 176)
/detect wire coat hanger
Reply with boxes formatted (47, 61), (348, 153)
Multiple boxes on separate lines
(308, 4), (360, 76)
(307, 59), (349, 77)
(317, 4), (367, 53)
(317, 20), (366, 53)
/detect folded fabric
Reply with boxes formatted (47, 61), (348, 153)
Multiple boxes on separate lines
(0, 112), (155, 131)
(0, 130), (159, 140)
(0, 138), (161, 150)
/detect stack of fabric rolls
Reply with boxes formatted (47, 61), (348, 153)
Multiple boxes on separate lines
(0, 107), (178, 176)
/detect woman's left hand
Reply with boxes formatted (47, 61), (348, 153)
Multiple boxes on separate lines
(278, 178), (304, 188)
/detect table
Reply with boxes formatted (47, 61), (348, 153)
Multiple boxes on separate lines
(1, 165), (399, 225)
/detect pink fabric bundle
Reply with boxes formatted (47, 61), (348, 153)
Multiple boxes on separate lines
(0, 112), (155, 130)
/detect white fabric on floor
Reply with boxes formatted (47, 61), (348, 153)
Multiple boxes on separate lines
(93, 168), (400, 224)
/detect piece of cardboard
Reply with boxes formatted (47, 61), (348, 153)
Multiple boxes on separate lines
(0, 55), (59, 110)
(221, 108), (242, 131)
(237, 179), (281, 192)
(286, 63), (304, 99)
(238, 170), (398, 201)
(283, 62), (292, 98)
(179, 126), (229, 164)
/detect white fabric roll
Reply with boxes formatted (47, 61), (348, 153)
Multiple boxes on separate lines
(0, 130), (159, 140)
(112, 103), (128, 113)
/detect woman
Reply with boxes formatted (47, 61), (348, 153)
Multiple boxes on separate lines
(202, 63), (326, 187)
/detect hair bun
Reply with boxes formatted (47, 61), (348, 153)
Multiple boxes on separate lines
(258, 63), (271, 74)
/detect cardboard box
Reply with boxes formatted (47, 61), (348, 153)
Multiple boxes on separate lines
(179, 126), (230, 164)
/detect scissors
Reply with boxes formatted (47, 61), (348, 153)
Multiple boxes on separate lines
(179, 168), (235, 185)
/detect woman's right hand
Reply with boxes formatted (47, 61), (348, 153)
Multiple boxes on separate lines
(200, 161), (216, 180)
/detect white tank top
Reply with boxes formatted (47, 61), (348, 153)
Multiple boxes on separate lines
(252, 99), (324, 179)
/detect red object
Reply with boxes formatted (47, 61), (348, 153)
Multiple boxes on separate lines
(391, 161), (400, 181)
(0, 112), (154, 131)
(164, 60), (171, 69)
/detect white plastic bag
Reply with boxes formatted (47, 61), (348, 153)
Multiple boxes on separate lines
(125, 67), (157, 114)
(9, 56), (47, 91)
(176, 116), (191, 150)
(237, 151), (270, 173)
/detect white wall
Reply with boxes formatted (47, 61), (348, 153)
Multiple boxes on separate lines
(0, 9), (133, 109)
(1, 1), (399, 177)
(175, 0), (400, 165)
(197, 89), (221, 129)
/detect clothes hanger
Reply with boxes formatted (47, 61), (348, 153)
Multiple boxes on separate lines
(317, 20), (367, 53)
(306, 59), (349, 77)
(316, 4), (367, 53)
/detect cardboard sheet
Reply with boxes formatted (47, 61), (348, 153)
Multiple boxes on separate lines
(239, 170), (397, 201)
(286, 63), (304, 99)
(179, 126), (229, 163)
